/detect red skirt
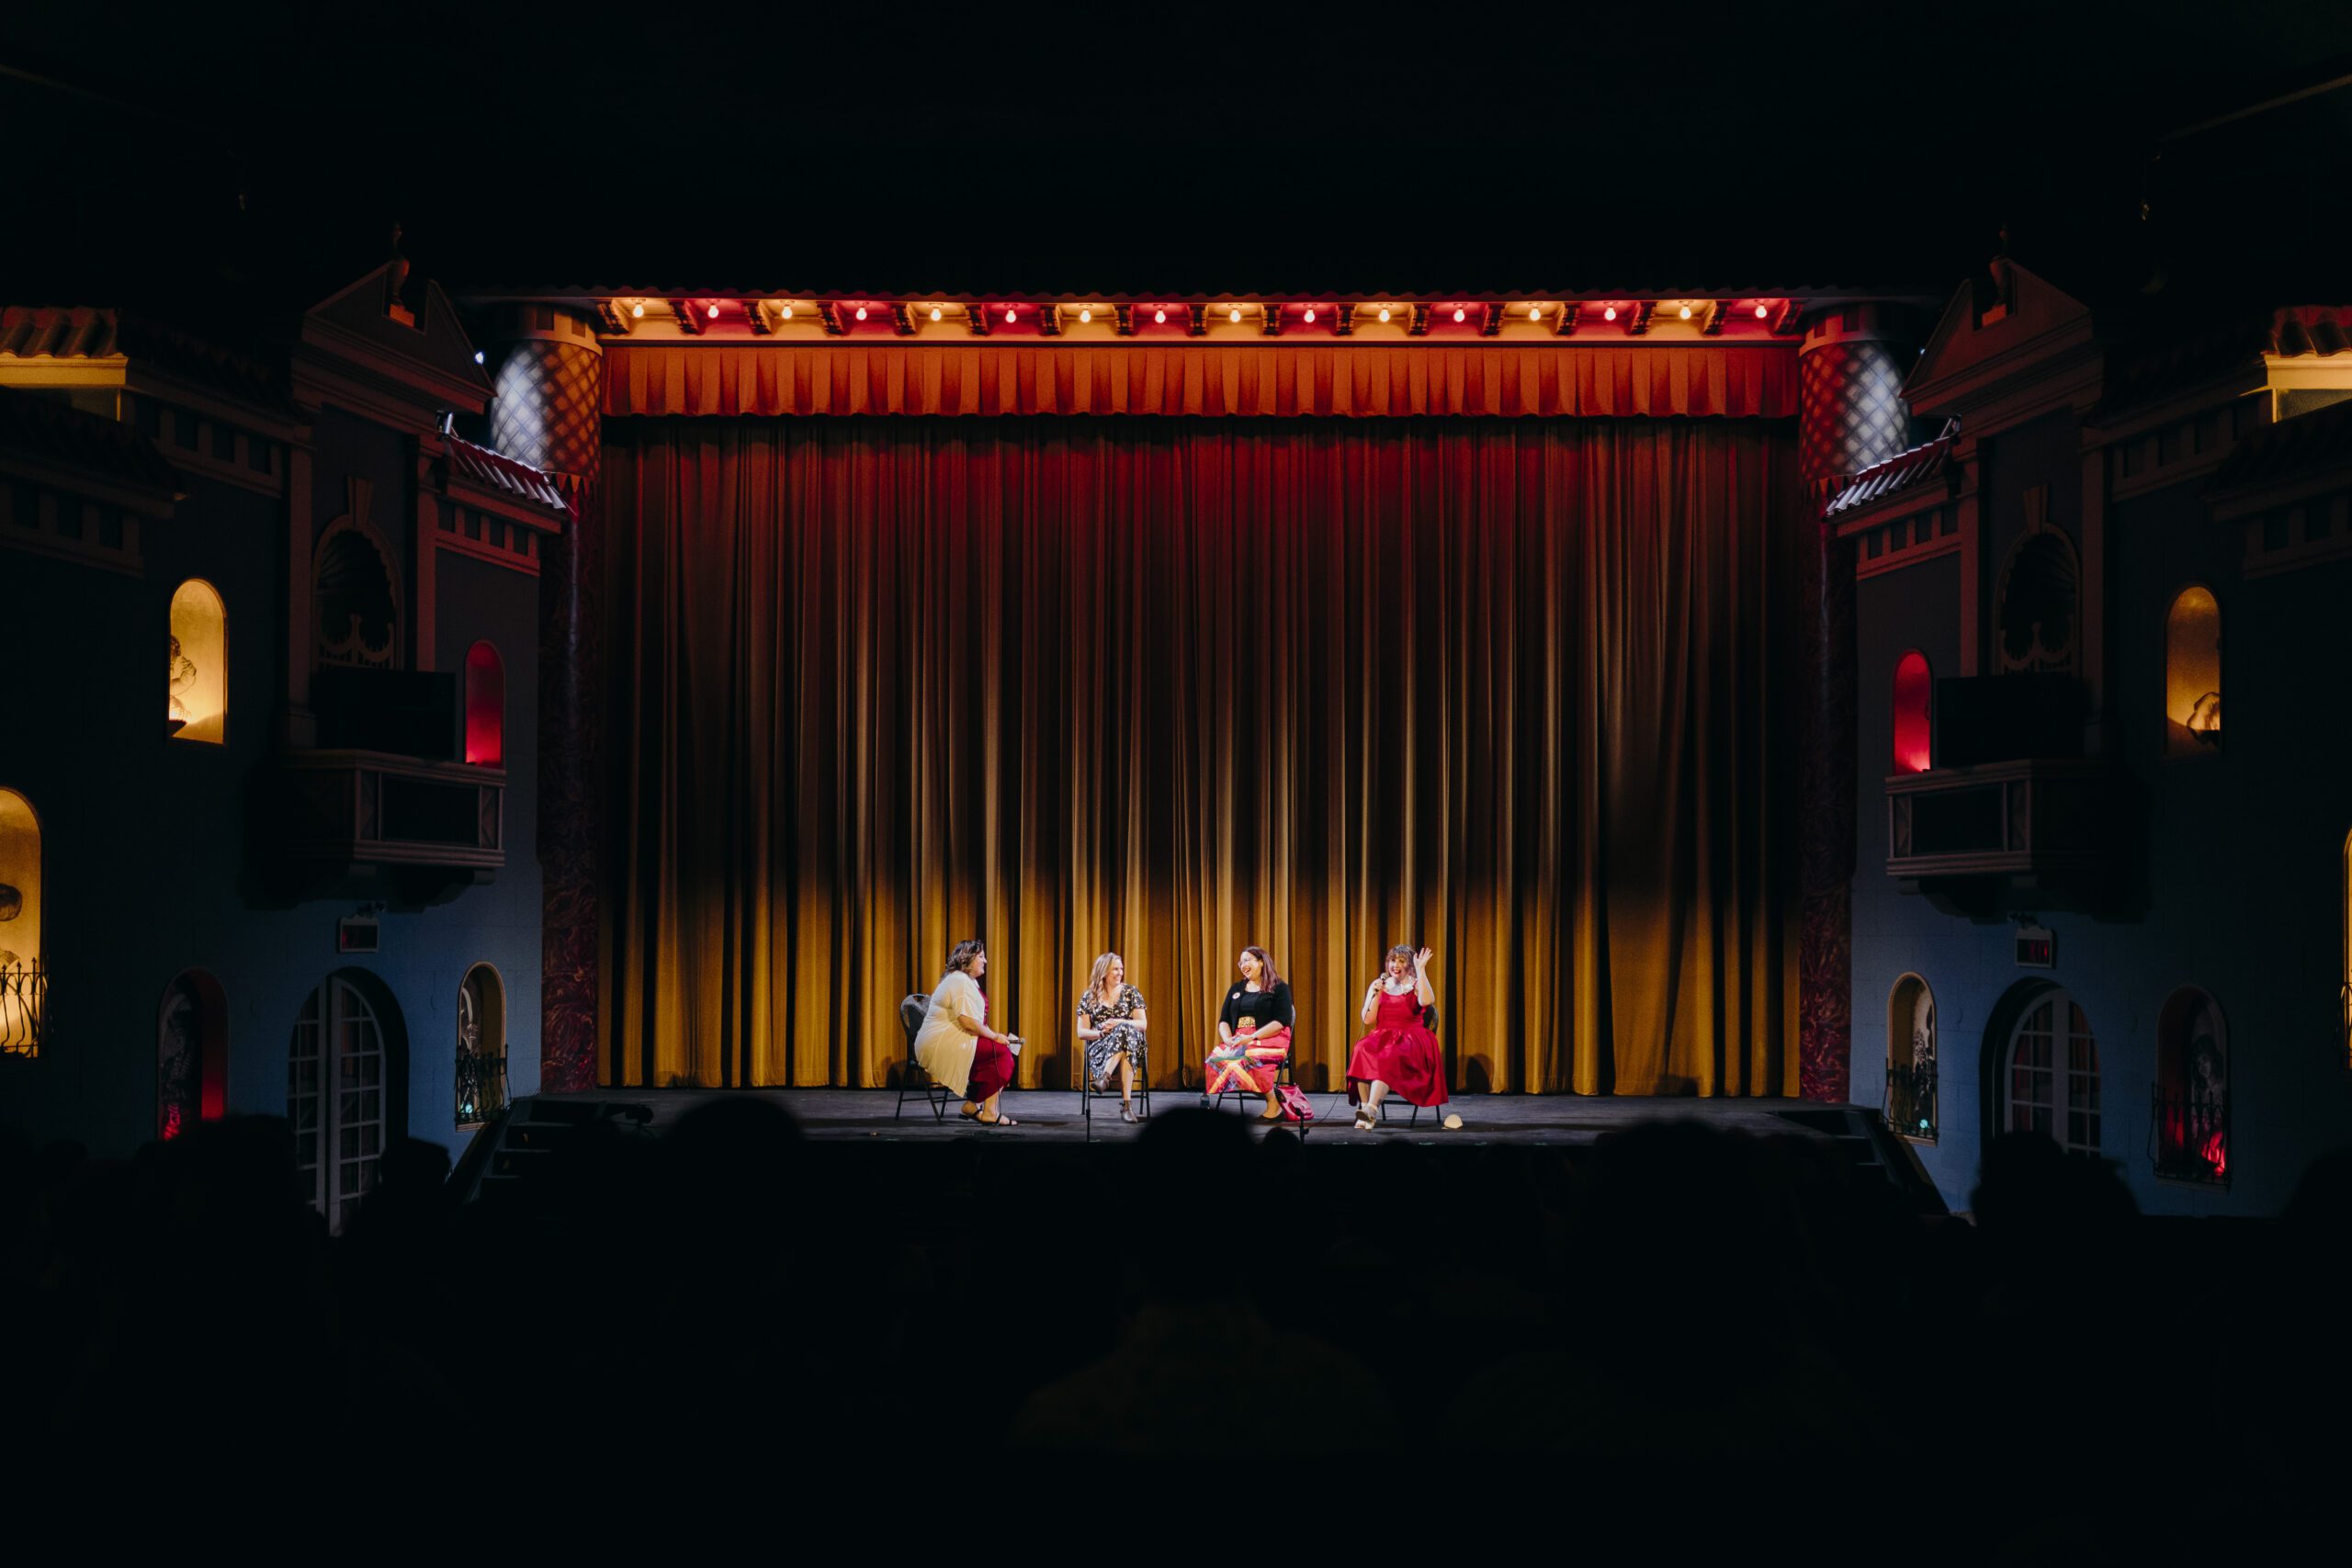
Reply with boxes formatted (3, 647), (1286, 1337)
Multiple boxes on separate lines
(1347, 1021), (1447, 1107)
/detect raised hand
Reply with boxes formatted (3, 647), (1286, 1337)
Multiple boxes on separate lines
(1415, 947), (1434, 970)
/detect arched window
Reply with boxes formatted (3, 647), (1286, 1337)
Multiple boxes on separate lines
(0, 789), (41, 1057)
(288, 972), (406, 1232)
(1893, 651), (1933, 774)
(457, 963), (508, 1125)
(1885, 974), (1937, 1140)
(158, 969), (230, 1141)
(2151, 987), (2227, 1183)
(167, 579), (228, 744)
(463, 642), (505, 767)
(2164, 585), (2222, 757)
(2003, 989), (2100, 1155)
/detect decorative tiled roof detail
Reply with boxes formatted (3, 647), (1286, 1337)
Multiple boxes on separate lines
(1824, 423), (1957, 517)
(2210, 394), (2352, 497)
(0, 306), (288, 410)
(0, 386), (182, 495)
(446, 433), (569, 515)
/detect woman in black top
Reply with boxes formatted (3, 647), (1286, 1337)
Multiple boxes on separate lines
(1203, 945), (1297, 1120)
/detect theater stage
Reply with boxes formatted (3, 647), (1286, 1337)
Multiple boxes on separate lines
(534, 1086), (1916, 1156)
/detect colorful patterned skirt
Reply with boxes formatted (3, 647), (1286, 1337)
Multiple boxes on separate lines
(1204, 1026), (1292, 1095)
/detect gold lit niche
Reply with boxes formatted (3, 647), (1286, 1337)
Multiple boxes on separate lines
(168, 580), (228, 744)
(2164, 585), (2222, 757)
(0, 788), (41, 1057)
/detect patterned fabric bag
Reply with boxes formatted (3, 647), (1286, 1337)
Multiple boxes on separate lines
(1276, 1083), (1316, 1122)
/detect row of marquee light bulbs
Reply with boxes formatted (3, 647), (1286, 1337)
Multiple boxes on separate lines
(618, 298), (1787, 331)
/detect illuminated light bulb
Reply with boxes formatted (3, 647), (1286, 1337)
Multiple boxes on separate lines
(630, 302), (644, 319)
(1304, 307), (1317, 323)
(1453, 308), (1466, 322)
(1602, 306), (1617, 321)
(930, 306), (943, 322)
(854, 306), (868, 321)
(1154, 309), (1167, 324)
(1679, 304), (1692, 320)
(1377, 307), (1392, 322)
(1529, 304), (1543, 320)
(1755, 302), (1770, 319)
(473, 350), (485, 364)
(781, 304), (794, 320)
(1079, 308), (1092, 324)
(1229, 306), (1243, 323)
(707, 303), (720, 320)
(1005, 307), (1017, 322)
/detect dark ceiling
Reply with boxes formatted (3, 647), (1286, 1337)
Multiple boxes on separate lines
(5, 1), (2349, 317)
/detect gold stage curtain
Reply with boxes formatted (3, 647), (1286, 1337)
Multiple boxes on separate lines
(600, 416), (1802, 1096)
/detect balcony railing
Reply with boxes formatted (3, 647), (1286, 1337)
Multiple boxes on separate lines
(2149, 1087), (2230, 1185)
(1885, 758), (2117, 891)
(0, 960), (42, 1057)
(257, 750), (506, 884)
(457, 1046), (509, 1127)
(1883, 1057), (1939, 1143)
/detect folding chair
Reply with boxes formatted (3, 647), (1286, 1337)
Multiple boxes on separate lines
(1075, 1029), (1151, 1140)
(891, 993), (953, 1122)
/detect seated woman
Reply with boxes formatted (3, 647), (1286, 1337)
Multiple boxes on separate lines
(1204, 945), (1296, 1121)
(914, 938), (1024, 1126)
(1348, 944), (1443, 1131)
(1076, 951), (1148, 1123)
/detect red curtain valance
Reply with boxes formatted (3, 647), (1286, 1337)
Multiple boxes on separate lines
(605, 341), (1797, 419)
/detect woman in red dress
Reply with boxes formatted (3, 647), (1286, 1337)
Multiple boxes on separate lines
(1347, 944), (1442, 1131)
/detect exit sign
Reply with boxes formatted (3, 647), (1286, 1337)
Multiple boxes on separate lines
(2016, 922), (2054, 968)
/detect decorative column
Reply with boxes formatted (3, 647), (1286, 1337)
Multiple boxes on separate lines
(484, 307), (605, 1094)
(1793, 303), (1917, 1103)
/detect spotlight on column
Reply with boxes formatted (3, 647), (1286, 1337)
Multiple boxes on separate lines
(473, 350), (484, 364)
(854, 306), (868, 321)
(1453, 307), (1466, 322)
(1080, 307), (1092, 323)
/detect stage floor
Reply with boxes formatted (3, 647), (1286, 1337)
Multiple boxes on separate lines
(536, 1086), (1883, 1148)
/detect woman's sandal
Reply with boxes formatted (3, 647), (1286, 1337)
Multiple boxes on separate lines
(1119, 1103), (1137, 1123)
(958, 1103), (981, 1120)
(978, 1112), (1019, 1127)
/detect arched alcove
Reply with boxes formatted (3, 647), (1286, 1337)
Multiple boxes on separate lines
(158, 969), (230, 1141)
(288, 969), (408, 1232)
(1996, 529), (2080, 676)
(2152, 987), (2227, 1183)
(1892, 651), (1933, 774)
(1885, 973), (1937, 1140)
(2164, 585), (2222, 757)
(458, 962), (508, 1124)
(167, 579), (229, 744)
(463, 642), (505, 766)
(0, 789), (42, 1057)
